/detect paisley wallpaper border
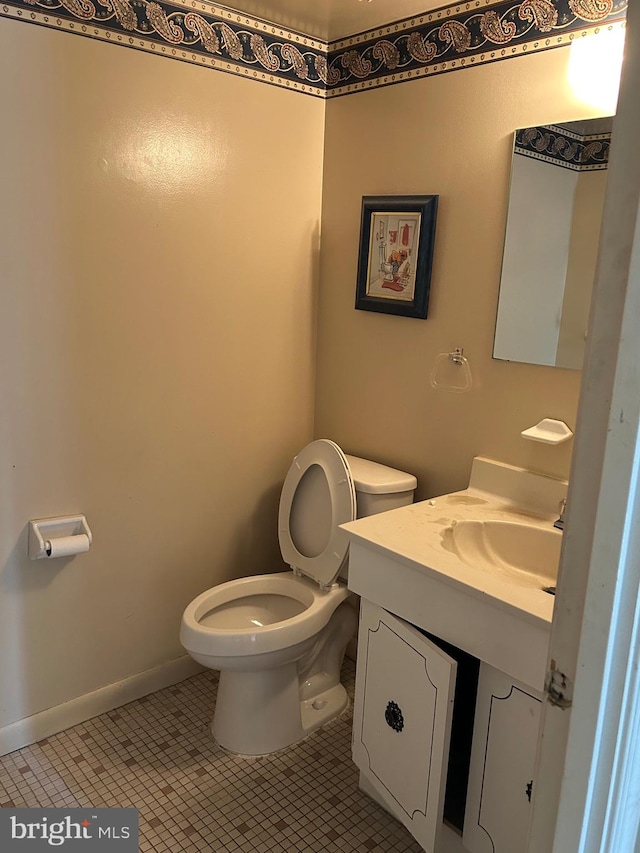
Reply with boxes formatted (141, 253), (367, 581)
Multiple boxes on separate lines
(326, 0), (627, 97)
(0, 0), (330, 96)
(0, 0), (628, 97)
(515, 124), (611, 170)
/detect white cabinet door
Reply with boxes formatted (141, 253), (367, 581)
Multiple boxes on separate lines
(352, 600), (457, 853)
(463, 664), (543, 853)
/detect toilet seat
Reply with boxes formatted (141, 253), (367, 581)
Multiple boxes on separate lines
(180, 572), (351, 657)
(278, 439), (356, 587)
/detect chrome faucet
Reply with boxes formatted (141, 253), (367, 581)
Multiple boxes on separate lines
(554, 498), (567, 531)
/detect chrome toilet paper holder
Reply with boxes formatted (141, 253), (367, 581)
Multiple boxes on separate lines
(28, 515), (93, 560)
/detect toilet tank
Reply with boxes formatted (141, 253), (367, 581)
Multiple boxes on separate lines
(345, 454), (417, 519)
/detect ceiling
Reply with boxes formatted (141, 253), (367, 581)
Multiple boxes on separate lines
(220, 0), (444, 42)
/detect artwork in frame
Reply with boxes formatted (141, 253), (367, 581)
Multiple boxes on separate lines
(355, 195), (439, 319)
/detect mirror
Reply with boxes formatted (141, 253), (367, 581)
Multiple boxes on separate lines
(493, 117), (612, 369)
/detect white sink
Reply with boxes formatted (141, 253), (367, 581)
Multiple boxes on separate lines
(342, 457), (569, 689)
(448, 519), (561, 587)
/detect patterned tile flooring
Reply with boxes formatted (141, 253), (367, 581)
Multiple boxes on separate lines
(0, 660), (424, 852)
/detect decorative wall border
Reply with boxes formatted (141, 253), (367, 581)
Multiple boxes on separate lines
(0, 0), (628, 97)
(0, 0), (329, 96)
(515, 124), (611, 170)
(325, 0), (627, 97)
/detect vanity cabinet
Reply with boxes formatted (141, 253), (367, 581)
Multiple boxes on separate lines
(343, 457), (560, 853)
(350, 587), (545, 853)
(463, 665), (543, 853)
(352, 600), (457, 853)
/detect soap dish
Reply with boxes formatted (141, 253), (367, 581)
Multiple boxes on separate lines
(521, 418), (573, 445)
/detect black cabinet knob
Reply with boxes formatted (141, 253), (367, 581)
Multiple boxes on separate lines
(385, 701), (404, 732)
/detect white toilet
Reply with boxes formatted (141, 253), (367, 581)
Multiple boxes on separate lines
(180, 439), (416, 755)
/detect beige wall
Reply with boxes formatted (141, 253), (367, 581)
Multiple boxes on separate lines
(0, 22), (324, 730)
(315, 49), (606, 500)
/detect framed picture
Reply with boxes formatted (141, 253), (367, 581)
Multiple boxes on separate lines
(355, 195), (439, 319)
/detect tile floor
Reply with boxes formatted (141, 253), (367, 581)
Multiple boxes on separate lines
(0, 660), (424, 852)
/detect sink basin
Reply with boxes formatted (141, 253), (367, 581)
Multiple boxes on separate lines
(449, 520), (561, 586)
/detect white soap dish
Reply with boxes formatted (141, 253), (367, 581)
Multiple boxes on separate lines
(521, 418), (573, 445)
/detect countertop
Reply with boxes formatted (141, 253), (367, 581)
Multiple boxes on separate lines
(342, 486), (559, 629)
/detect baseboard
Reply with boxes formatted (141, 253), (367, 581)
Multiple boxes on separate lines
(0, 655), (204, 756)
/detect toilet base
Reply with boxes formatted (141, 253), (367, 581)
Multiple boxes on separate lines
(211, 667), (349, 756)
(212, 662), (299, 755)
(300, 682), (349, 734)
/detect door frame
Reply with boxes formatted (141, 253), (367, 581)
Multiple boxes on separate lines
(529, 5), (640, 850)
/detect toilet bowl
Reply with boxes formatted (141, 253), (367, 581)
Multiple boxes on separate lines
(180, 439), (416, 756)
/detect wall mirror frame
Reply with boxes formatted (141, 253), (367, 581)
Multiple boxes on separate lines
(493, 117), (613, 370)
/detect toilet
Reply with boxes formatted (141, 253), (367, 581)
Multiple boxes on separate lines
(180, 439), (417, 756)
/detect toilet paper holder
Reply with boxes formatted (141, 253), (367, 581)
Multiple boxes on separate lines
(28, 515), (93, 560)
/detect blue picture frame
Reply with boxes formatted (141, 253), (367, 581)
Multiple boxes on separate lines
(355, 195), (438, 319)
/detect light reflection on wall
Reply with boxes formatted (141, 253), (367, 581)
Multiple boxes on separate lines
(119, 116), (223, 193)
(568, 25), (626, 114)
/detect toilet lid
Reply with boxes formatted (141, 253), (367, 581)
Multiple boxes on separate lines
(278, 439), (356, 587)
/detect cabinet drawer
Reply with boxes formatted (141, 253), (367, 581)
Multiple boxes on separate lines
(353, 600), (457, 853)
